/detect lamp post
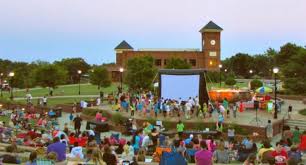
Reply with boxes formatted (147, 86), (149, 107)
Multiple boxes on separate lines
(77, 70), (82, 95)
(119, 67), (124, 93)
(0, 73), (3, 97)
(219, 64), (222, 88)
(8, 72), (14, 100)
(273, 67), (279, 119)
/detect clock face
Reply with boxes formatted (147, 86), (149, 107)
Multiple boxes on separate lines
(210, 40), (216, 45)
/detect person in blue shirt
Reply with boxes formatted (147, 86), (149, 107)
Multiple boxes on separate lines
(132, 130), (142, 156)
(154, 101), (159, 118)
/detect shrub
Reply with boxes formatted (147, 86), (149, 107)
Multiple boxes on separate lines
(225, 77), (237, 86)
(299, 109), (306, 116)
(82, 108), (100, 116)
(229, 123), (248, 135)
(147, 117), (157, 125)
(250, 79), (263, 90)
(111, 113), (125, 125)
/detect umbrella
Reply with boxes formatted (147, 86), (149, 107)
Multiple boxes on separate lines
(255, 86), (272, 94)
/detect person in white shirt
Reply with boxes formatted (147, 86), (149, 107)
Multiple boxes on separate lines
(43, 96), (47, 106)
(185, 101), (192, 119)
(219, 104), (226, 115)
(96, 97), (101, 106)
(70, 142), (84, 159)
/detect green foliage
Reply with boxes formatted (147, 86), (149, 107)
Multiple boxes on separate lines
(89, 66), (111, 89)
(147, 117), (157, 125)
(279, 45), (306, 95)
(34, 64), (68, 88)
(82, 108), (100, 116)
(125, 56), (157, 90)
(54, 58), (91, 84)
(225, 77), (237, 86)
(206, 71), (222, 83)
(165, 57), (191, 69)
(111, 113), (125, 125)
(250, 79), (263, 90)
(299, 109), (306, 116)
(227, 123), (248, 135)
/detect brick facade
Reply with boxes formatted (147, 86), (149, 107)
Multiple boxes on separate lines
(110, 21), (223, 81)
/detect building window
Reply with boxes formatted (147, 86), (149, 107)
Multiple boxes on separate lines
(155, 59), (162, 66)
(209, 51), (217, 57)
(189, 59), (196, 66)
(164, 59), (168, 65)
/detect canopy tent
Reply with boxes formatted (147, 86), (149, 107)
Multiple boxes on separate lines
(256, 86), (272, 94)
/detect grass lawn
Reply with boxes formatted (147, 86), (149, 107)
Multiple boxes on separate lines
(14, 97), (96, 106)
(0, 116), (10, 126)
(299, 109), (306, 116)
(1, 83), (126, 98)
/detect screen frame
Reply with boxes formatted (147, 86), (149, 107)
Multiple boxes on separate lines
(158, 69), (209, 106)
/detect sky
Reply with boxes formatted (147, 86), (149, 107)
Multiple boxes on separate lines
(0, 0), (305, 64)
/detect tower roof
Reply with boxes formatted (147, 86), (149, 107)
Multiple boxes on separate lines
(114, 40), (133, 50)
(199, 21), (223, 32)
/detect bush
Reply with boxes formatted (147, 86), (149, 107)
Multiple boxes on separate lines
(225, 77), (237, 86)
(82, 108), (100, 116)
(227, 123), (248, 135)
(250, 79), (263, 90)
(299, 109), (306, 116)
(111, 113), (125, 125)
(147, 117), (157, 125)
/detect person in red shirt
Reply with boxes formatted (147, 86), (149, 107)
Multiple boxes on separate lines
(299, 131), (306, 152)
(272, 142), (288, 165)
(78, 132), (88, 147)
(68, 132), (77, 146)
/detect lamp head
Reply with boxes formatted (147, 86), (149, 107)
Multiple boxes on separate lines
(273, 67), (279, 74)
(119, 67), (124, 73)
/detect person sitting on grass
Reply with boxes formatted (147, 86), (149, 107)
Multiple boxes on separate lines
(0, 145), (21, 164)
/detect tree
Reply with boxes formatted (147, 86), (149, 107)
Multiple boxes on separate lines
(225, 77), (237, 87)
(222, 53), (254, 78)
(54, 58), (91, 84)
(10, 62), (36, 89)
(34, 64), (68, 89)
(125, 56), (157, 90)
(89, 66), (111, 90)
(250, 79), (263, 90)
(165, 57), (191, 69)
(280, 46), (306, 94)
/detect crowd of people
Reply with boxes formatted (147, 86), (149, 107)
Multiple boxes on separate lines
(0, 90), (305, 165)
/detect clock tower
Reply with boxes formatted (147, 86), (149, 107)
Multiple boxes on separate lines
(199, 21), (223, 70)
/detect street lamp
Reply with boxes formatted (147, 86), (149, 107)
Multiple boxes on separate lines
(249, 69), (253, 74)
(119, 67), (124, 93)
(0, 73), (3, 97)
(219, 64), (222, 88)
(77, 70), (82, 95)
(8, 72), (14, 100)
(273, 67), (279, 119)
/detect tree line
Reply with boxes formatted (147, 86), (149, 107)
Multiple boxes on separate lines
(0, 58), (111, 90)
(0, 42), (305, 95)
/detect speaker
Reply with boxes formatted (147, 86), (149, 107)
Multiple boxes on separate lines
(254, 100), (259, 109)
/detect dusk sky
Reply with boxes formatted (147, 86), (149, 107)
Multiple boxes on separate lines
(0, 0), (305, 64)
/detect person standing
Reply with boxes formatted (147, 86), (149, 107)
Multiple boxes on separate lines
(223, 98), (229, 118)
(73, 115), (82, 135)
(266, 120), (273, 140)
(177, 120), (185, 138)
(288, 104), (292, 119)
(233, 103), (238, 118)
(292, 126), (301, 145)
(43, 96), (48, 107)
